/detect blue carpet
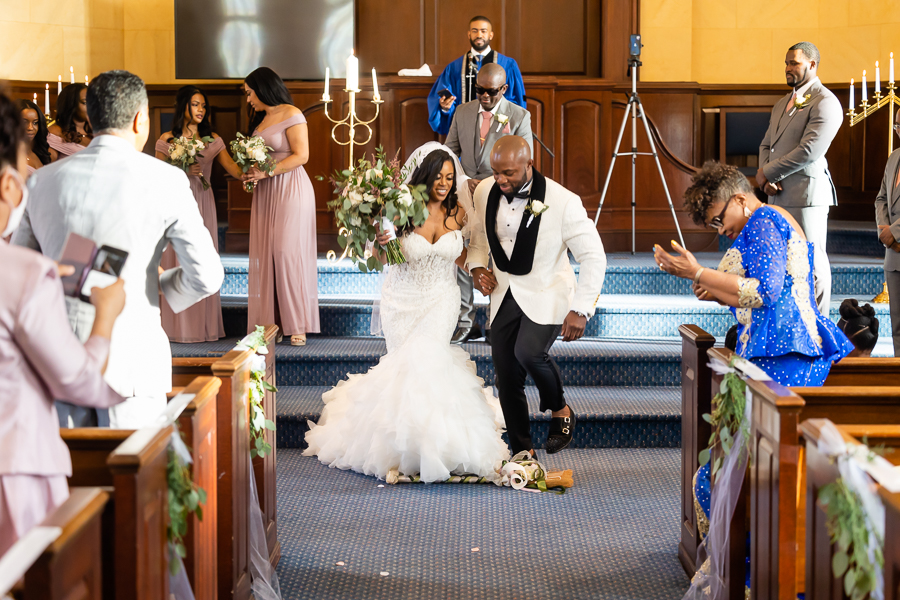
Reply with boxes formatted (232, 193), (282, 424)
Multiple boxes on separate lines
(275, 447), (690, 600)
(275, 386), (682, 450)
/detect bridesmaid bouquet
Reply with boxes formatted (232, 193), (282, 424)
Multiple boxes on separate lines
(167, 136), (214, 190)
(326, 147), (429, 272)
(230, 133), (275, 193)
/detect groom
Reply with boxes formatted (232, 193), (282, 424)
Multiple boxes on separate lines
(467, 136), (607, 455)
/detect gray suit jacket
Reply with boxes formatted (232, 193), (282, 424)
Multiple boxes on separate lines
(758, 79), (842, 207)
(13, 135), (224, 399)
(445, 97), (533, 179)
(875, 149), (900, 271)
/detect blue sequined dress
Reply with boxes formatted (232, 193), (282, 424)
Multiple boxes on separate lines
(693, 207), (853, 592)
(717, 205), (853, 387)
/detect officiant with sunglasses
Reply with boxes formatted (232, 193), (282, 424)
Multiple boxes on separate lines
(427, 15), (526, 136)
(654, 162), (852, 387)
(444, 63), (532, 343)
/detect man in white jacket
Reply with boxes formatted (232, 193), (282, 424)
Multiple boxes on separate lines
(15, 70), (224, 428)
(468, 136), (606, 456)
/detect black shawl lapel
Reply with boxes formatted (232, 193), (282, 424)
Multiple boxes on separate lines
(485, 170), (546, 276)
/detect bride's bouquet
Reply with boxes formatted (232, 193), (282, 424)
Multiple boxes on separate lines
(167, 135), (214, 190)
(230, 133), (275, 193)
(326, 147), (429, 272)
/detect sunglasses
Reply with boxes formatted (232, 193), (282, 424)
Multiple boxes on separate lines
(708, 196), (735, 229)
(474, 85), (503, 97)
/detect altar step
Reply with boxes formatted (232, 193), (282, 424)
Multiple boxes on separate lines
(275, 385), (680, 450)
(221, 294), (894, 341)
(220, 253), (886, 300)
(719, 219), (884, 257)
(172, 336), (684, 388)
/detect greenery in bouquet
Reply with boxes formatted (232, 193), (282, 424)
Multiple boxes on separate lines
(167, 135), (215, 190)
(230, 133), (276, 193)
(325, 147), (430, 272)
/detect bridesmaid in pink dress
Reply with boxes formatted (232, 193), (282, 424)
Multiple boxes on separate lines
(47, 83), (91, 160)
(155, 86), (244, 342)
(0, 91), (125, 556)
(18, 99), (52, 176)
(242, 67), (320, 345)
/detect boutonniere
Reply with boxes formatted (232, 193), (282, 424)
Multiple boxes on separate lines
(525, 199), (548, 227)
(788, 93), (812, 116)
(495, 113), (510, 133)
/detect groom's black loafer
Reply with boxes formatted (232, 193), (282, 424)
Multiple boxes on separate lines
(545, 408), (576, 454)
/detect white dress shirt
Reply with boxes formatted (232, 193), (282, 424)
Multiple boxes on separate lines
(494, 178), (533, 259)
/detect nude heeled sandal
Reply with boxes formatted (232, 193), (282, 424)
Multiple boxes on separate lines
(291, 334), (306, 346)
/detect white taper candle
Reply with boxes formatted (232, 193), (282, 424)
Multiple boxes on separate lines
(323, 67), (330, 101)
(70, 66), (74, 84)
(850, 78), (855, 110)
(892, 53), (896, 84)
(45, 84), (50, 115)
(57, 76), (62, 95)
(346, 50), (359, 91)
(372, 68), (380, 101)
(863, 70), (868, 102)
(876, 61), (881, 94)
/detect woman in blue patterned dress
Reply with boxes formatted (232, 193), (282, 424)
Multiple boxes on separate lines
(656, 162), (853, 597)
(655, 161), (852, 387)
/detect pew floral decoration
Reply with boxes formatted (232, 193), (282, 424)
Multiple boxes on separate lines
(698, 357), (750, 477)
(236, 325), (277, 459)
(167, 426), (207, 575)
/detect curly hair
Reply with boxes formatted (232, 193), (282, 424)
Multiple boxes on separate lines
(837, 298), (879, 352)
(18, 99), (51, 165)
(56, 83), (92, 143)
(402, 150), (460, 235)
(682, 161), (753, 227)
(0, 91), (26, 171)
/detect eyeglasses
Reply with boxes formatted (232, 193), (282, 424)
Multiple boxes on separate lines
(894, 122), (900, 131)
(708, 196), (735, 229)
(473, 85), (503, 97)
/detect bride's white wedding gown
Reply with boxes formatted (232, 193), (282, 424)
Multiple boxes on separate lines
(303, 230), (510, 482)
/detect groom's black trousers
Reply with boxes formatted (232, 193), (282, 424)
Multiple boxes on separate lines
(490, 290), (565, 454)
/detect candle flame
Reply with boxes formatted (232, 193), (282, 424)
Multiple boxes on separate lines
(877, 61), (880, 67)
(69, 66), (73, 72)
(45, 84), (48, 89)
(851, 78), (855, 84)
(58, 75), (61, 81)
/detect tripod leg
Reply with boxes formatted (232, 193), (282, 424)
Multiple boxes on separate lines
(636, 101), (686, 247)
(593, 98), (634, 226)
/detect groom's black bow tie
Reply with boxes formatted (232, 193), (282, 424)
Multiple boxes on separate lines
(504, 191), (530, 203)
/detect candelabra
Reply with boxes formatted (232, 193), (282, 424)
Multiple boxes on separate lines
(848, 74), (900, 303)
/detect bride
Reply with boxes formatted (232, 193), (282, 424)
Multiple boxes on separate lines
(303, 143), (510, 482)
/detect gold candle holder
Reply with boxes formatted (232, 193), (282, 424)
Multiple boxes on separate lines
(323, 88), (384, 170)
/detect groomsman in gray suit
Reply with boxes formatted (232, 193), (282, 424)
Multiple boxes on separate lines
(757, 41), (842, 313)
(445, 63), (533, 343)
(875, 108), (900, 355)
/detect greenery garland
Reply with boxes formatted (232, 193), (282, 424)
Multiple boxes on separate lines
(166, 426), (206, 575)
(242, 325), (277, 459)
(819, 452), (885, 600)
(698, 358), (750, 477)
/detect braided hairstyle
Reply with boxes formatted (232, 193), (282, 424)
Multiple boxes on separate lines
(0, 90), (26, 171)
(837, 298), (879, 354)
(18, 99), (51, 165)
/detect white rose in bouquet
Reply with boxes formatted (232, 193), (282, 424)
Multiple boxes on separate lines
(397, 184), (414, 207)
(349, 189), (364, 206)
(363, 193), (377, 204)
(251, 148), (268, 163)
(187, 146), (197, 157)
(365, 168), (383, 181)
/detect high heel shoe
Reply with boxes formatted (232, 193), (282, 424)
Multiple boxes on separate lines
(291, 334), (306, 346)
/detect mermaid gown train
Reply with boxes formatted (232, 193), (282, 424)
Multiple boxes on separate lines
(303, 230), (510, 482)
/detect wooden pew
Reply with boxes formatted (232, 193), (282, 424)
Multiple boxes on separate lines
(0, 487), (109, 600)
(171, 323), (279, 600)
(63, 423), (173, 600)
(731, 355), (900, 600)
(678, 323), (900, 578)
(801, 420), (900, 600)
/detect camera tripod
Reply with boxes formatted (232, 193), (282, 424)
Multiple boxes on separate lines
(593, 57), (684, 254)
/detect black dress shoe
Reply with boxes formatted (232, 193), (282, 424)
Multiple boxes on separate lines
(546, 408), (576, 454)
(464, 323), (483, 342)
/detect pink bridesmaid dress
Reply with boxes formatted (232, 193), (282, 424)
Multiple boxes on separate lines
(155, 136), (225, 342)
(248, 112), (320, 336)
(47, 132), (88, 158)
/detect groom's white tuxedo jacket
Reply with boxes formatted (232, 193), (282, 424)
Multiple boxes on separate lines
(467, 171), (606, 325)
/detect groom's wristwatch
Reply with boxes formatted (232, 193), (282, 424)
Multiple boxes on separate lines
(572, 309), (591, 319)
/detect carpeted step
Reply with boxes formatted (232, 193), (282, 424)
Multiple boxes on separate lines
(221, 253), (886, 301)
(275, 385), (680, 450)
(171, 336), (683, 387)
(222, 293), (894, 340)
